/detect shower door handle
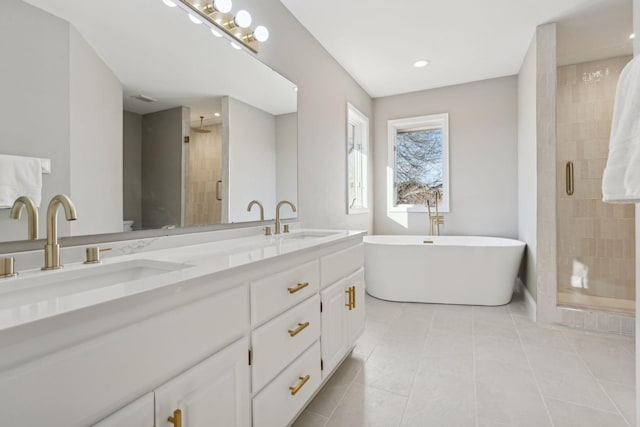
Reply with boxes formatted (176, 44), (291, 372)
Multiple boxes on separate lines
(566, 161), (574, 196)
(216, 180), (222, 201)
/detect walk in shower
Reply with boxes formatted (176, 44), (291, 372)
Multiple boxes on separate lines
(556, 2), (635, 315)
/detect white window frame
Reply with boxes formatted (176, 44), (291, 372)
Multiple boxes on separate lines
(346, 103), (369, 214)
(387, 113), (450, 213)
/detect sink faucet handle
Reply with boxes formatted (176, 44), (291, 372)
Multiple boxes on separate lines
(84, 247), (112, 264)
(0, 257), (17, 279)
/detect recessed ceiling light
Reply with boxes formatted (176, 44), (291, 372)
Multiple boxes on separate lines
(630, 33), (636, 40)
(413, 59), (430, 68)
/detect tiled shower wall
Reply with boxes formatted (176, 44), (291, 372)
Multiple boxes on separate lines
(556, 56), (635, 302)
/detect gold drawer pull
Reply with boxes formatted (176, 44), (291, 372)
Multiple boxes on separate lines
(288, 282), (309, 294)
(345, 286), (355, 310)
(288, 322), (310, 337)
(352, 286), (357, 309)
(168, 409), (182, 427)
(566, 161), (574, 196)
(289, 375), (310, 396)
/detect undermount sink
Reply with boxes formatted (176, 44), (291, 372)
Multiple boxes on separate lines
(279, 231), (340, 240)
(0, 259), (191, 309)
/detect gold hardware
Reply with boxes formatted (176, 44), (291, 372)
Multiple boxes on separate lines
(43, 195), (77, 270)
(426, 190), (444, 236)
(283, 224), (290, 233)
(176, 0), (260, 53)
(168, 409), (182, 427)
(275, 200), (297, 234)
(183, 136), (190, 144)
(10, 196), (38, 240)
(288, 322), (310, 337)
(247, 200), (265, 220)
(352, 286), (356, 309)
(264, 226), (272, 236)
(288, 282), (309, 294)
(566, 161), (574, 196)
(289, 375), (310, 396)
(84, 247), (112, 264)
(345, 287), (354, 310)
(423, 240), (434, 244)
(0, 257), (17, 279)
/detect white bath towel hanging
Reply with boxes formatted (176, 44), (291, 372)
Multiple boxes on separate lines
(0, 154), (43, 208)
(602, 55), (640, 203)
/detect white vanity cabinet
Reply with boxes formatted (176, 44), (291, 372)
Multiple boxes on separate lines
(319, 246), (365, 378)
(154, 337), (251, 427)
(93, 393), (155, 427)
(0, 231), (365, 427)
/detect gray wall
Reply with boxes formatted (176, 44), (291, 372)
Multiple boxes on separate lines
(123, 111), (142, 229)
(517, 37), (538, 301)
(0, 0), (70, 241)
(372, 76), (519, 237)
(69, 26), (123, 236)
(226, 97), (277, 223)
(276, 112), (298, 219)
(234, 0), (373, 232)
(141, 107), (184, 229)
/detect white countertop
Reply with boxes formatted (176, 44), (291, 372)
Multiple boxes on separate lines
(0, 229), (365, 332)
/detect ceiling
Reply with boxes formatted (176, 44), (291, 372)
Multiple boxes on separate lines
(21, 0), (297, 121)
(280, 0), (634, 97)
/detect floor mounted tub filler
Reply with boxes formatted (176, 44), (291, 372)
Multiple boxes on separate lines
(364, 235), (526, 306)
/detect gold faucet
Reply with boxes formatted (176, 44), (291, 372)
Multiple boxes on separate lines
(43, 194), (77, 270)
(426, 190), (444, 236)
(275, 200), (296, 234)
(10, 196), (39, 240)
(247, 200), (265, 220)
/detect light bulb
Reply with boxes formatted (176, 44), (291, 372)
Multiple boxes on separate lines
(214, 112), (221, 117)
(188, 14), (203, 24)
(253, 25), (269, 42)
(213, 0), (232, 13)
(230, 41), (242, 50)
(211, 28), (223, 37)
(234, 10), (252, 28)
(162, 0), (177, 7)
(631, 33), (636, 40)
(413, 59), (430, 68)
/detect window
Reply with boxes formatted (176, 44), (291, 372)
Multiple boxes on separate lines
(387, 113), (449, 212)
(347, 103), (369, 214)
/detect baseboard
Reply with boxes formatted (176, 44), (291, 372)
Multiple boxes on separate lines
(516, 278), (537, 322)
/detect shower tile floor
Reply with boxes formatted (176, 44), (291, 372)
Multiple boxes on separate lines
(293, 291), (635, 427)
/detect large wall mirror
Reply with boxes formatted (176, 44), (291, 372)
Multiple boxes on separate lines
(0, 0), (298, 245)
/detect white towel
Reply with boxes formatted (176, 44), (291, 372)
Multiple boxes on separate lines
(0, 154), (43, 208)
(602, 56), (640, 203)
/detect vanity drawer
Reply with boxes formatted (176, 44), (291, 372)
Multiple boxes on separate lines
(252, 340), (321, 427)
(251, 294), (320, 393)
(251, 260), (319, 326)
(320, 243), (364, 288)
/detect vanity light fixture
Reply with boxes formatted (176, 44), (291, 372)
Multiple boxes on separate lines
(166, 0), (269, 53)
(413, 59), (430, 68)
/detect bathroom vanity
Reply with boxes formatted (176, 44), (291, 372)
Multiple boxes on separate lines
(0, 229), (365, 427)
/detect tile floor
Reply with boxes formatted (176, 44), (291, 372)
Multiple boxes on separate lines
(293, 291), (636, 427)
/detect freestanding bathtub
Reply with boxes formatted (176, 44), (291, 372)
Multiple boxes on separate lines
(364, 235), (526, 306)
